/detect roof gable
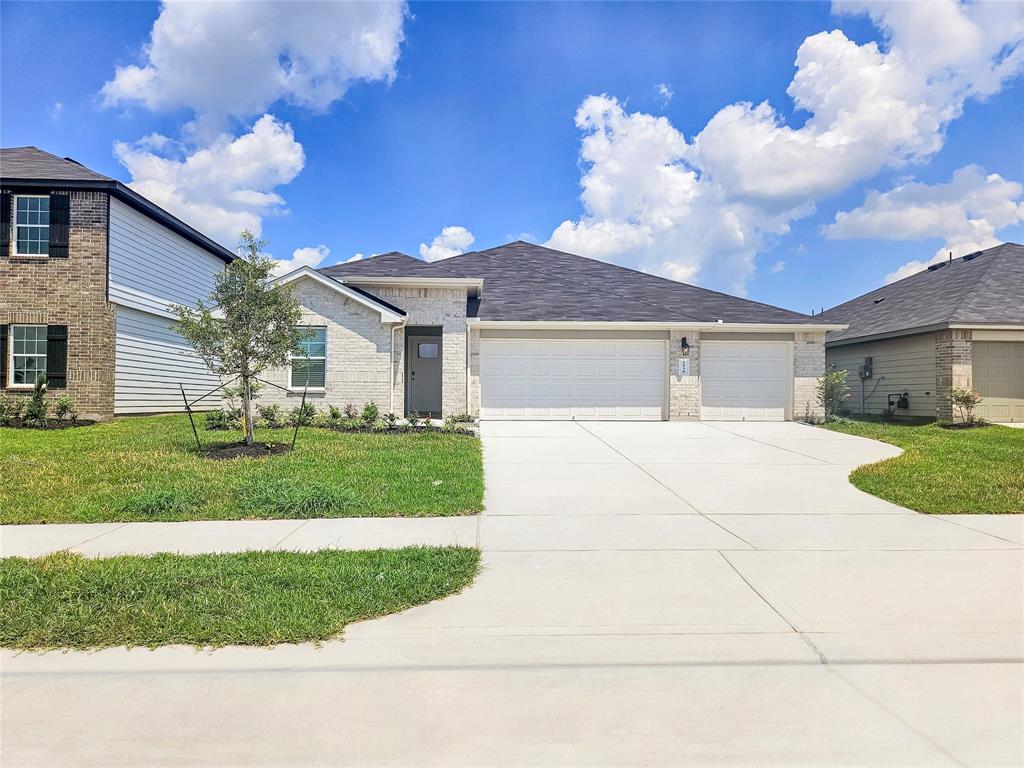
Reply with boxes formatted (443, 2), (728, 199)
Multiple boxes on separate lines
(272, 267), (406, 322)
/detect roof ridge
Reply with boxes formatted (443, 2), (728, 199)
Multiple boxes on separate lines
(948, 243), (1011, 321)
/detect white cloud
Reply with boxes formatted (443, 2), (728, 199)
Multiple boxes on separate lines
(102, 0), (407, 130)
(272, 244), (330, 276)
(346, 253), (367, 263)
(114, 114), (305, 247)
(419, 226), (475, 262)
(548, 1), (1024, 291)
(769, 260), (786, 274)
(48, 101), (63, 121)
(824, 164), (1024, 283)
(655, 83), (673, 106)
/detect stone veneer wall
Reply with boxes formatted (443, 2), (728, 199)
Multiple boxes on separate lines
(794, 331), (826, 422)
(935, 328), (973, 422)
(669, 330), (701, 420)
(0, 190), (115, 420)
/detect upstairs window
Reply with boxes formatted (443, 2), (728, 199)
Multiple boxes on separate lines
(15, 196), (50, 256)
(290, 327), (327, 389)
(10, 324), (47, 386)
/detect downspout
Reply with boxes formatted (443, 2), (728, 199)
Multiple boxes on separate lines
(390, 319), (407, 415)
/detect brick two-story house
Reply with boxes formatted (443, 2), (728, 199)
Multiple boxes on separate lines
(1, 147), (234, 421)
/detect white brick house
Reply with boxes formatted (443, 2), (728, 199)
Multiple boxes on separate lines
(265, 242), (842, 422)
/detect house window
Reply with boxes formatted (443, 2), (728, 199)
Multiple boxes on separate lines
(418, 343), (439, 359)
(14, 196), (50, 256)
(10, 325), (47, 386)
(290, 326), (327, 389)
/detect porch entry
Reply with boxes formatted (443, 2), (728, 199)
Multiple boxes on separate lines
(406, 326), (442, 417)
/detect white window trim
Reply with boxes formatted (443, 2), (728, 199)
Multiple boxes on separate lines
(12, 194), (51, 258)
(289, 326), (327, 392)
(8, 323), (48, 389)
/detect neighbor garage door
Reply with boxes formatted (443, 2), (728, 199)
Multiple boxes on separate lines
(479, 338), (665, 420)
(973, 341), (1024, 423)
(701, 341), (790, 421)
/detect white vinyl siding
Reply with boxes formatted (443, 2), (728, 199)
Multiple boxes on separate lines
(701, 341), (791, 421)
(108, 197), (223, 317)
(114, 306), (221, 414)
(973, 341), (1024, 423)
(825, 333), (937, 419)
(479, 338), (665, 420)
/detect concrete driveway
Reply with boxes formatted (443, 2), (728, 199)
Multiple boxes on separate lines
(2, 421), (1022, 766)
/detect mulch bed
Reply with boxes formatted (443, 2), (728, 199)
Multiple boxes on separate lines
(1, 418), (97, 430)
(202, 442), (292, 461)
(939, 421), (989, 430)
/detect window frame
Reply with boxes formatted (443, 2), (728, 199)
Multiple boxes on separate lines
(289, 326), (327, 391)
(13, 194), (51, 257)
(8, 324), (48, 388)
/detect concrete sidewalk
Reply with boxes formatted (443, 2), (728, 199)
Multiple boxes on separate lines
(0, 516), (479, 558)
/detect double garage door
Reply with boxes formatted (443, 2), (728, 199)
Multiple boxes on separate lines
(479, 337), (790, 421)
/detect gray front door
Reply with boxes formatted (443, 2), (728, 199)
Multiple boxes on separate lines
(407, 335), (442, 415)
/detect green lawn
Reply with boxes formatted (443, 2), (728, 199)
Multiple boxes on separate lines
(825, 419), (1024, 514)
(0, 414), (483, 524)
(0, 547), (479, 650)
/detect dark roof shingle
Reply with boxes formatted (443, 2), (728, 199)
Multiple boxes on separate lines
(821, 243), (1024, 344)
(322, 241), (818, 324)
(1, 147), (113, 182)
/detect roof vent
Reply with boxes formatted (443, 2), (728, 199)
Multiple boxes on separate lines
(962, 251), (983, 262)
(926, 262), (947, 272)
(873, 297), (885, 304)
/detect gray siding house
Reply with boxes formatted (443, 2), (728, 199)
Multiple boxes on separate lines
(263, 243), (842, 422)
(821, 243), (1024, 423)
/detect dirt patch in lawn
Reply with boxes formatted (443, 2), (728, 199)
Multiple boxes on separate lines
(203, 442), (292, 461)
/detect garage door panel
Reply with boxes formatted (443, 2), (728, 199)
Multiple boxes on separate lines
(480, 338), (665, 420)
(701, 342), (790, 422)
(974, 342), (1024, 423)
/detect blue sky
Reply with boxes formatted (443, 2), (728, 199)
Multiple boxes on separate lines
(2, 1), (1022, 314)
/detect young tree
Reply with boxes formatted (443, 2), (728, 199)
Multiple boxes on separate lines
(174, 231), (305, 446)
(950, 387), (983, 425)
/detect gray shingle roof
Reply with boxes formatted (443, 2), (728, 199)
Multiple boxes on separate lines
(1, 147), (113, 182)
(322, 241), (818, 324)
(821, 242), (1024, 344)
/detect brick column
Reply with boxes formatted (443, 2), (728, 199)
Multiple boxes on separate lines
(935, 329), (972, 421)
(794, 332), (826, 422)
(668, 330), (700, 420)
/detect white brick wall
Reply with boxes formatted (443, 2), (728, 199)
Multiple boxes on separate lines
(794, 331), (826, 422)
(369, 286), (468, 417)
(258, 278), (396, 412)
(669, 330), (701, 420)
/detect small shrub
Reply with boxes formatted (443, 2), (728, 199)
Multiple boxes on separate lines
(235, 477), (357, 519)
(406, 412), (422, 428)
(311, 410), (332, 428)
(447, 412), (473, 424)
(120, 487), (199, 518)
(343, 403), (359, 419)
(816, 368), (851, 423)
(287, 402), (317, 426)
(256, 403), (285, 429)
(384, 412), (399, 429)
(54, 396), (77, 423)
(0, 394), (24, 426)
(442, 415), (473, 433)
(327, 405), (343, 422)
(204, 408), (240, 431)
(951, 387), (984, 424)
(361, 401), (380, 425)
(23, 375), (49, 427)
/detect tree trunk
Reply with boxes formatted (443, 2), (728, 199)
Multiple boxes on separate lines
(241, 374), (255, 446)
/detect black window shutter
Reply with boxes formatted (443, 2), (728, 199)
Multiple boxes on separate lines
(46, 325), (68, 389)
(0, 325), (7, 389)
(48, 193), (70, 258)
(0, 192), (10, 255)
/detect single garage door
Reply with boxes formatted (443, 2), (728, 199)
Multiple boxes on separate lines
(973, 342), (1024, 423)
(701, 341), (790, 421)
(479, 338), (665, 420)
